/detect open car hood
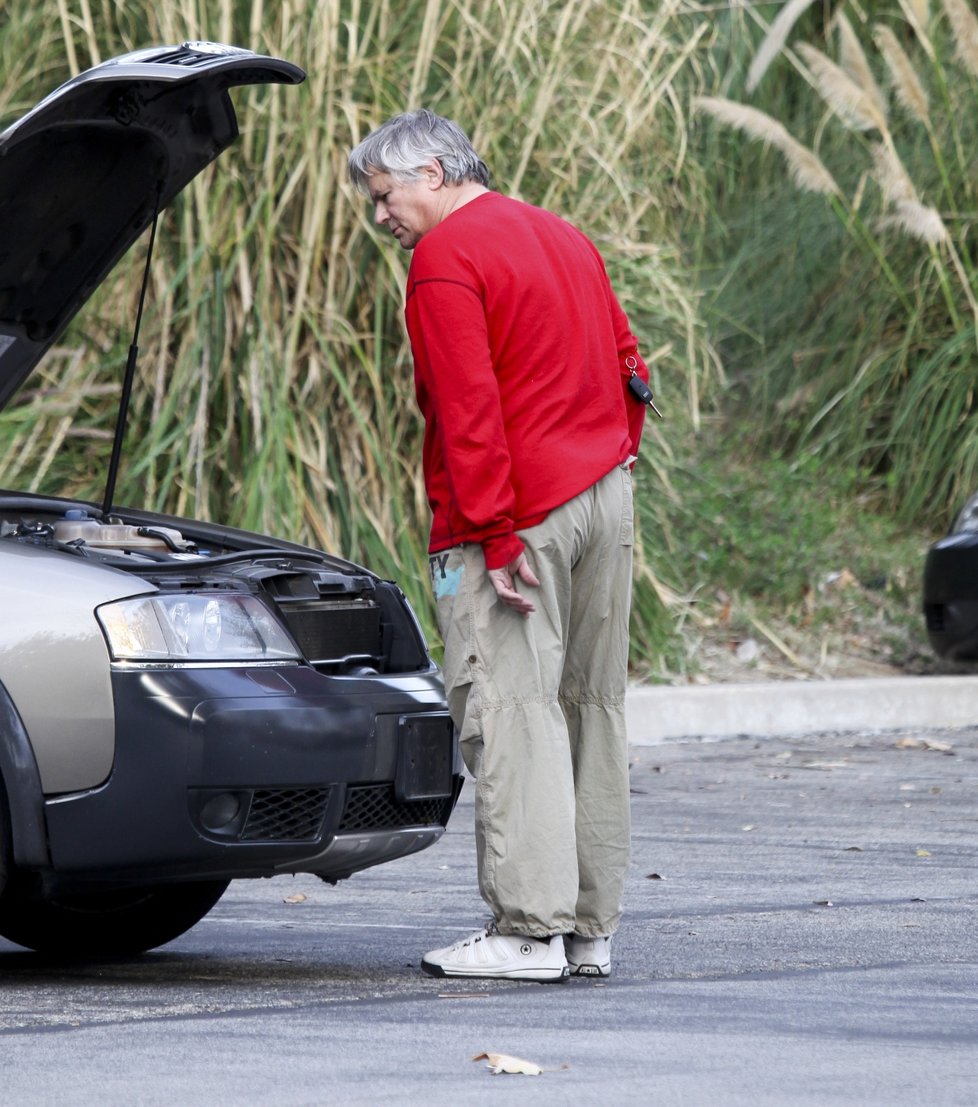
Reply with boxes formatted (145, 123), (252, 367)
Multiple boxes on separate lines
(0, 42), (304, 410)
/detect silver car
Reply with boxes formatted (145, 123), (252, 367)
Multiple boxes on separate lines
(0, 42), (459, 956)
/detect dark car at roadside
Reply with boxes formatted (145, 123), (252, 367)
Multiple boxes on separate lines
(923, 491), (978, 660)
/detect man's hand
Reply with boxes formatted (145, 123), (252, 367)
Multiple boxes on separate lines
(488, 553), (540, 617)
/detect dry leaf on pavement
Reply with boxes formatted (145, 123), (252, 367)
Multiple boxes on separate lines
(472, 1052), (544, 1076)
(895, 736), (954, 753)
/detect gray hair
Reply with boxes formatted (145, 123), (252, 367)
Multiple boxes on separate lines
(348, 109), (490, 192)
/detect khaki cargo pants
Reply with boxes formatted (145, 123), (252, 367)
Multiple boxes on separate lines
(429, 464), (633, 939)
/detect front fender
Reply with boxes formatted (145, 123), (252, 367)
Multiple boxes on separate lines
(0, 542), (155, 792)
(0, 679), (49, 868)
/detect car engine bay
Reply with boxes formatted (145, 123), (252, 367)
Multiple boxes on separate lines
(1, 495), (432, 677)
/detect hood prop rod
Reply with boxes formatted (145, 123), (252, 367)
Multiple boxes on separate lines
(101, 202), (160, 520)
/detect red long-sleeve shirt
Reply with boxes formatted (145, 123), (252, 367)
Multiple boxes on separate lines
(405, 191), (649, 569)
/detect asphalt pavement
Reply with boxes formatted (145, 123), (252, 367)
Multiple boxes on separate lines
(0, 676), (976, 1105)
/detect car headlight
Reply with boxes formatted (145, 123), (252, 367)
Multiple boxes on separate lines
(952, 491), (978, 534)
(97, 593), (300, 662)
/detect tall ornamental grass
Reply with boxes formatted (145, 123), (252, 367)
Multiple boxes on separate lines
(0, 0), (713, 675)
(692, 0), (978, 528)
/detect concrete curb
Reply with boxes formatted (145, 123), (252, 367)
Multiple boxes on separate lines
(625, 674), (978, 745)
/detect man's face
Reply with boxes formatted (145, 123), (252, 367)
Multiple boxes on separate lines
(367, 167), (441, 250)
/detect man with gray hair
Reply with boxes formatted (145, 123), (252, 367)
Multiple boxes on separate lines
(349, 110), (653, 982)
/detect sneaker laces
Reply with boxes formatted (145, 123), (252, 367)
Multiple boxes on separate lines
(447, 921), (498, 952)
(447, 921), (556, 953)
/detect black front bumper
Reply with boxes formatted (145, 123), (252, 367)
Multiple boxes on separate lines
(42, 664), (461, 882)
(923, 533), (978, 659)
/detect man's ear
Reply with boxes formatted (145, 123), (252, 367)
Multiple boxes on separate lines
(422, 159), (445, 190)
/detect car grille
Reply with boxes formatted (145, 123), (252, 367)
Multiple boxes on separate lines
(338, 784), (452, 832)
(241, 787), (331, 841)
(276, 600), (382, 666)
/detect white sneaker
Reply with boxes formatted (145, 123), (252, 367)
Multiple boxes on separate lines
(422, 922), (570, 982)
(564, 934), (611, 978)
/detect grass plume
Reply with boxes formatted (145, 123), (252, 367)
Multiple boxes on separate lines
(899, 0), (936, 59)
(694, 96), (840, 195)
(907, 0), (931, 25)
(871, 140), (919, 205)
(835, 12), (887, 120)
(874, 22), (931, 124)
(746, 0), (818, 92)
(942, 0), (978, 78)
(878, 199), (948, 243)
(796, 41), (889, 133)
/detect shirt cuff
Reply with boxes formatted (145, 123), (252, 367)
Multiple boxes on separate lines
(482, 532), (525, 570)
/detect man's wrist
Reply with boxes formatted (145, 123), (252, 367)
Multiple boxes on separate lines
(482, 533), (524, 570)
